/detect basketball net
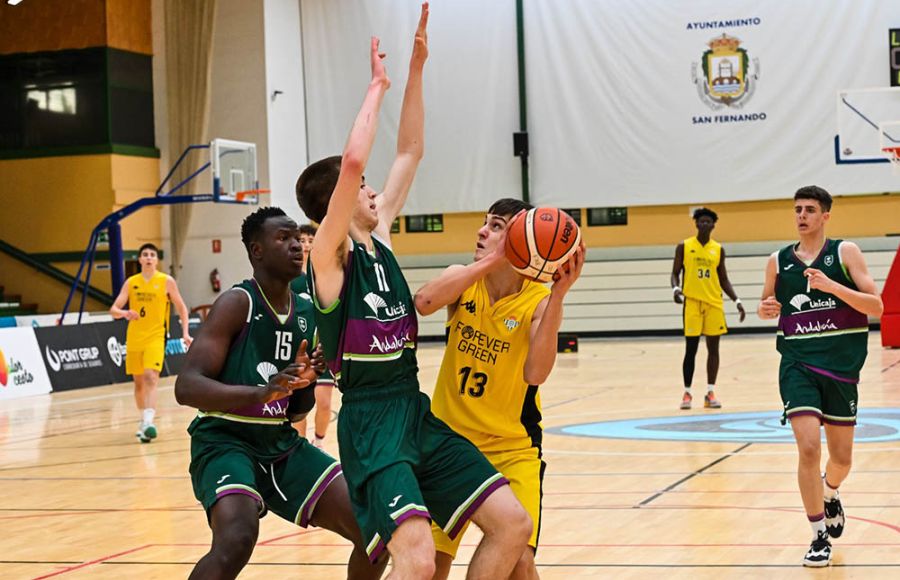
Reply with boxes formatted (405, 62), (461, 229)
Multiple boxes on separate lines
(883, 147), (900, 175)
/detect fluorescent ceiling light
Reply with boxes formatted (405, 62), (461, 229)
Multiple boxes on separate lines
(8, 0), (26, 6)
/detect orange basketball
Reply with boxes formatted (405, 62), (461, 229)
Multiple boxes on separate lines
(504, 207), (581, 282)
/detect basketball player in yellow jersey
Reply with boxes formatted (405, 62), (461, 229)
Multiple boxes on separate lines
(671, 208), (745, 410)
(110, 243), (192, 442)
(415, 198), (585, 580)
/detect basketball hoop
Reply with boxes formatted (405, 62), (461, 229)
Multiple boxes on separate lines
(233, 188), (270, 203)
(883, 147), (900, 174)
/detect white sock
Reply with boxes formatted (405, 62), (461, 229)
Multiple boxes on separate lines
(808, 514), (827, 538)
(142, 408), (156, 425)
(707, 384), (716, 393)
(684, 386), (691, 393)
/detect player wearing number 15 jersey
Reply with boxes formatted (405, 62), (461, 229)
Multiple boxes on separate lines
(415, 198), (585, 580)
(670, 208), (745, 410)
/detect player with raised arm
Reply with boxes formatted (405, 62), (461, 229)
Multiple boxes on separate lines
(296, 5), (532, 579)
(175, 207), (385, 580)
(757, 186), (883, 567)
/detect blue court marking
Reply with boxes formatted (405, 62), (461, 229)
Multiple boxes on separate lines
(550, 409), (900, 444)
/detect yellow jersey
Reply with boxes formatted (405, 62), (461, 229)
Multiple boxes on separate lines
(682, 236), (723, 307)
(125, 271), (170, 345)
(431, 278), (550, 453)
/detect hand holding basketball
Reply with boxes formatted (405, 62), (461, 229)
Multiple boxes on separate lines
(551, 242), (585, 292)
(505, 208), (582, 283)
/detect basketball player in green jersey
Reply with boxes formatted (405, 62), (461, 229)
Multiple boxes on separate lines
(175, 207), (385, 579)
(296, 6), (532, 578)
(758, 186), (883, 567)
(290, 222), (337, 449)
(671, 208), (745, 409)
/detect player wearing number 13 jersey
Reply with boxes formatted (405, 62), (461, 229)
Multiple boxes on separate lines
(415, 198), (585, 580)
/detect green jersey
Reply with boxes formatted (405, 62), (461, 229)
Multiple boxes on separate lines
(775, 239), (869, 381)
(290, 272), (309, 295)
(187, 279), (317, 460)
(309, 234), (418, 394)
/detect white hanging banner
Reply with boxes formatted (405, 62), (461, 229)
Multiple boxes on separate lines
(526, 0), (900, 207)
(0, 327), (52, 400)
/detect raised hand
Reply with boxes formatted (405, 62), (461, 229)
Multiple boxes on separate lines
(258, 339), (314, 403)
(804, 267), (838, 294)
(371, 36), (390, 89)
(551, 243), (586, 296)
(411, 2), (429, 67)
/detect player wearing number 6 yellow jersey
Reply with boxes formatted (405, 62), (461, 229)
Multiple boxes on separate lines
(110, 243), (192, 442)
(415, 198), (585, 580)
(671, 208), (745, 410)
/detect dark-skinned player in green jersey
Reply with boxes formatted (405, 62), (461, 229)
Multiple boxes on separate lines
(175, 206), (386, 579)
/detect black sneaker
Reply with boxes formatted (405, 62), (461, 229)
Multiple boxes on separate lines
(824, 490), (845, 538)
(803, 531), (832, 567)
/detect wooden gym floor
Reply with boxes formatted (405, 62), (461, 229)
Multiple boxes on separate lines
(2, 334), (899, 579)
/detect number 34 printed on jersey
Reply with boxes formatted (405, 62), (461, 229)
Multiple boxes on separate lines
(696, 268), (711, 278)
(458, 366), (487, 397)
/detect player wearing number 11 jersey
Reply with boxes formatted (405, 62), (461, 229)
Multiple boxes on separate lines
(415, 198), (585, 580)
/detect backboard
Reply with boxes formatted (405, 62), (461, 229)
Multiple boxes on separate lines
(210, 138), (262, 203)
(835, 87), (900, 164)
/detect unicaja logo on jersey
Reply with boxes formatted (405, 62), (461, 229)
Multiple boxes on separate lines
(824, 255), (834, 266)
(256, 361), (278, 382)
(789, 294), (811, 311)
(363, 292), (388, 315)
(363, 292), (408, 320)
(789, 294), (837, 313)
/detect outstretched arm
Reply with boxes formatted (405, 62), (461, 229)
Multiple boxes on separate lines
(716, 248), (746, 322)
(805, 242), (883, 317)
(167, 276), (193, 346)
(374, 2), (429, 240)
(415, 238), (506, 317)
(671, 243), (685, 304)
(310, 37), (391, 307)
(174, 290), (314, 410)
(523, 246), (585, 385)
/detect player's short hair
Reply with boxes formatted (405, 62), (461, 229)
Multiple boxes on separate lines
(692, 207), (718, 223)
(138, 243), (159, 256)
(296, 155), (342, 224)
(241, 206), (288, 258)
(299, 224), (318, 237)
(794, 185), (833, 212)
(487, 198), (533, 218)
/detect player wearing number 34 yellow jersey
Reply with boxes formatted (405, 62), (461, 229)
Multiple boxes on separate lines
(415, 198), (585, 580)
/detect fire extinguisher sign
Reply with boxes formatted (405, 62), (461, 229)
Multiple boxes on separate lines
(212, 239), (222, 253)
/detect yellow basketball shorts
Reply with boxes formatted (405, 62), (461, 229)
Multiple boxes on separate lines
(126, 337), (165, 375)
(432, 445), (544, 557)
(683, 297), (727, 337)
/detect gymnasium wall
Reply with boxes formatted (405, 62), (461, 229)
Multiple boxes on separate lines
(0, 0), (159, 314)
(153, 0), (315, 309)
(390, 194), (900, 257)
